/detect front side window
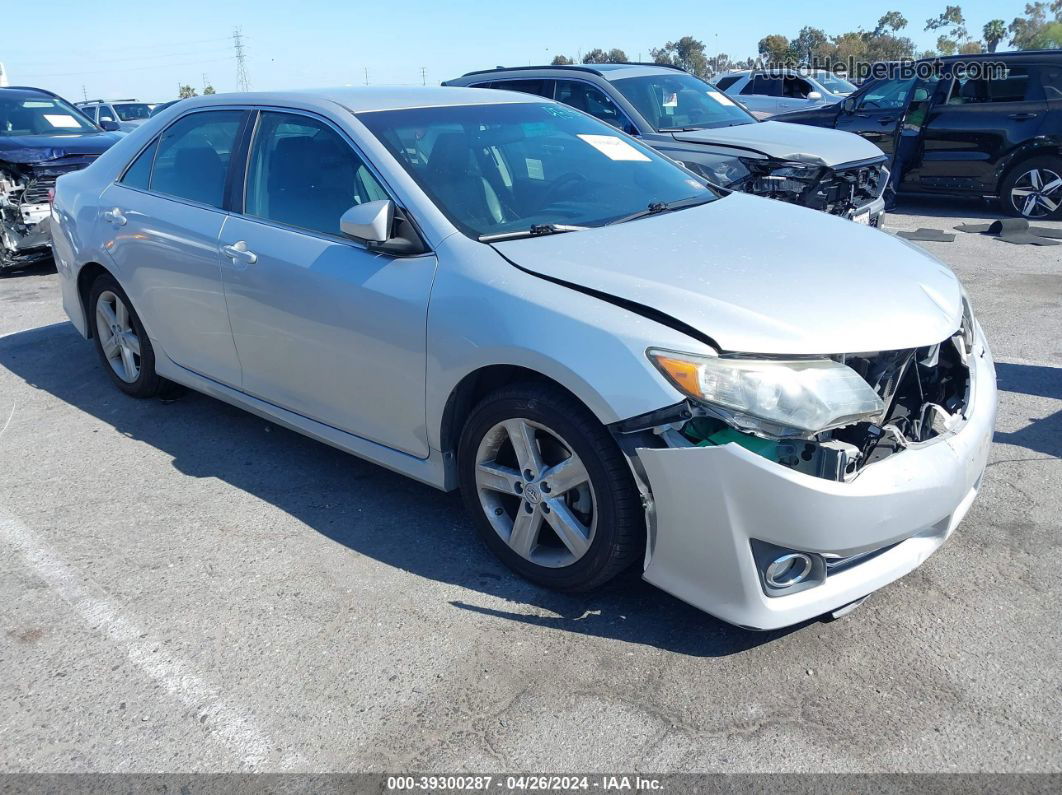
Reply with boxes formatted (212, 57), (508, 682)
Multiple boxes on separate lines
(78, 105), (97, 122)
(97, 105), (117, 123)
(743, 75), (782, 97)
(244, 111), (387, 236)
(813, 72), (856, 95)
(113, 103), (153, 121)
(554, 80), (632, 131)
(948, 66), (1035, 104)
(613, 73), (754, 130)
(359, 102), (717, 239)
(857, 77), (916, 111)
(151, 110), (243, 208)
(0, 95), (98, 136)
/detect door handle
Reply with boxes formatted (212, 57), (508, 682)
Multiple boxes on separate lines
(877, 116), (895, 125)
(221, 240), (258, 265)
(1008, 112), (1037, 120)
(101, 208), (127, 226)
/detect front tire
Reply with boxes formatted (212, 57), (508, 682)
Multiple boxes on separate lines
(88, 274), (163, 398)
(458, 382), (644, 592)
(1000, 156), (1062, 220)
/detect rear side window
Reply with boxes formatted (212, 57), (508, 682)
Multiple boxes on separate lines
(554, 80), (629, 130)
(715, 76), (742, 91)
(151, 110), (243, 208)
(743, 75), (782, 97)
(244, 111), (387, 236)
(78, 106), (96, 122)
(121, 139), (158, 190)
(491, 79), (553, 98)
(1042, 66), (1062, 100)
(948, 66), (1036, 104)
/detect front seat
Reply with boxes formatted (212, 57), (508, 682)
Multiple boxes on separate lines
(424, 133), (506, 229)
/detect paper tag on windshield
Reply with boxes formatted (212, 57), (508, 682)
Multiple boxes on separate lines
(576, 134), (650, 162)
(709, 91), (737, 107)
(525, 158), (544, 180)
(43, 114), (81, 128)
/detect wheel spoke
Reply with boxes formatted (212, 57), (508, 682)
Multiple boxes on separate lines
(1038, 194), (1059, 213)
(1029, 169), (1043, 190)
(544, 499), (590, 558)
(476, 461), (522, 494)
(1040, 176), (1062, 195)
(1023, 194), (1038, 216)
(115, 299), (129, 330)
(541, 454), (588, 496)
(120, 345), (137, 381)
(509, 506), (542, 557)
(121, 331), (141, 356)
(101, 333), (120, 359)
(504, 419), (543, 476)
(97, 301), (118, 330)
(1011, 187), (1035, 197)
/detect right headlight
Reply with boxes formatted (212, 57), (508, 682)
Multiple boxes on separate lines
(648, 349), (885, 437)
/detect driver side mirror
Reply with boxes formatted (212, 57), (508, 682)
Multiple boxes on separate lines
(340, 199), (427, 256)
(842, 97), (856, 114)
(100, 120), (120, 132)
(807, 91), (823, 101)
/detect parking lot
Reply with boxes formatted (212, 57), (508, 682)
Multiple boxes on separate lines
(0, 198), (1059, 773)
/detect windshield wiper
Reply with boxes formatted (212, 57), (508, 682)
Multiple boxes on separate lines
(479, 224), (589, 242)
(658, 126), (708, 132)
(607, 194), (714, 226)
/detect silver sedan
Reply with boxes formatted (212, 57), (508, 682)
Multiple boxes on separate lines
(51, 87), (996, 629)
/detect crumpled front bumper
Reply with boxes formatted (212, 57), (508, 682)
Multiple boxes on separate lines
(636, 329), (996, 630)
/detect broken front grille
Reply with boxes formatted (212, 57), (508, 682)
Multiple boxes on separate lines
(807, 159), (887, 215)
(21, 176), (56, 204)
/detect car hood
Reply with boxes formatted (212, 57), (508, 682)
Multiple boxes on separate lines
(672, 119), (880, 166)
(0, 131), (121, 164)
(492, 193), (962, 355)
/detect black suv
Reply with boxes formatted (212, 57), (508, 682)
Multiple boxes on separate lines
(445, 63), (889, 223)
(1, 86), (120, 270)
(776, 51), (1062, 219)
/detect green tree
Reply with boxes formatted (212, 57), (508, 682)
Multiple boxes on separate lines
(757, 34), (797, 65)
(203, 84), (216, 95)
(983, 18), (1007, 51)
(1009, 2), (1062, 49)
(651, 36), (710, 77)
(959, 40), (984, 54)
(925, 5), (969, 54)
(936, 34), (959, 55)
(793, 26), (829, 65)
(871, 11), (908, 36)
(178, 84), (197, 99)
(551, 54), (574, 65)
(583, 48), (628, 64)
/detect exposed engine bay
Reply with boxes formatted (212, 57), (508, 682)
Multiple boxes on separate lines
(740, 156), (888, 219)
(1, 155), (95, 269)
(620, 324), (974, 483)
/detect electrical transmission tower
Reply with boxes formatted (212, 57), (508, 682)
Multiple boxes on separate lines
(233, 27), (250, 91)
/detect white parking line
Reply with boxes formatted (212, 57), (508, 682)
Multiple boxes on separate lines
(0, 503), (304, 771)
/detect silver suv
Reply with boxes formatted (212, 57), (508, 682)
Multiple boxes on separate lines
(446, 63), (887, 225)
(75, 99), (154, 132)
(52, 87), (995, 629)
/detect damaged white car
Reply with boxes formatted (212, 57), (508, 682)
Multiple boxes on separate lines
(1, 86), (120, 271)
(51, 88), (996, 630)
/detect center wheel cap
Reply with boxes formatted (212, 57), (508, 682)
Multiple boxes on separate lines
(524, 484), (541, 505)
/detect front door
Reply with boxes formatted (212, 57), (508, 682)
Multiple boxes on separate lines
(100, 109), (246, 387)
(836, 76), (913, 156)
(220, 110), (437, 457)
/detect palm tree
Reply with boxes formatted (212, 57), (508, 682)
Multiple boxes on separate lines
(983, 19), (1007, 52)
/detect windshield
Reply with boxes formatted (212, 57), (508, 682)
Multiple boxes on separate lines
(0, 95), (98, 136)
(359, 102), (718, 239)
(813, 72), (856, 95)
(612, 73), (755, 131)
(113, 103), (152, 121)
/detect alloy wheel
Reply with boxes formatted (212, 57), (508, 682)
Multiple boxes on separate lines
(95, 290), (141, 383)
(1010, 167), (1062, 218)
(474, 418), (597, 569)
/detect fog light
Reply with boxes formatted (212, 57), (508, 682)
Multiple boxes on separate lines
(765, 553), (813, 588)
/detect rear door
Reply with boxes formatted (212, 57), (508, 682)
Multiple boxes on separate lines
(219, 109), (436, 457)
(917, 64), (1048, 193)
(100, 108), (247, 386)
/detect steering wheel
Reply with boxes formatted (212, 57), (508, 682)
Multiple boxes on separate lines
(541, 173), (589, 206)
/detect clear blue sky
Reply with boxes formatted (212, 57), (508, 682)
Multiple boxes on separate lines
(2, 0), (1034, 102)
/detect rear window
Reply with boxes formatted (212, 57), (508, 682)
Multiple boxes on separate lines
(715, 76), (742, 91)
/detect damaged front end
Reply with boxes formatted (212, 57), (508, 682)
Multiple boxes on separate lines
(625, 318), (974, 484)
(1, 154), (97, 270)
(734, 155), (889, 220)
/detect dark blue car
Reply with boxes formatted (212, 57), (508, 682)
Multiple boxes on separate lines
(1, 86), (121, 270)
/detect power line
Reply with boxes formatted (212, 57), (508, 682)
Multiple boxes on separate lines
(6, 37), (236, 67)
(15, 56), (234, 79)
(233, 27), (250, 92)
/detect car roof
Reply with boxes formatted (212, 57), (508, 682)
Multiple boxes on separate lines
(451, 63), (689, 83)
(0, 85), (63, 100)
(172, 86), (550, 114)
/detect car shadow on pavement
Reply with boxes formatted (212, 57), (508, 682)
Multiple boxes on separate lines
(993, 362), (1062, 459)
(0, 259), (57, 280)
(890, 196), (1007, 221)
(0, 322), (807, 658)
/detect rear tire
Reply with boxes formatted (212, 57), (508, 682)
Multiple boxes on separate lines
(1000, 156), (1062, 220)
(458, 381), (644, 592)
(88, 274), (163, 398)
